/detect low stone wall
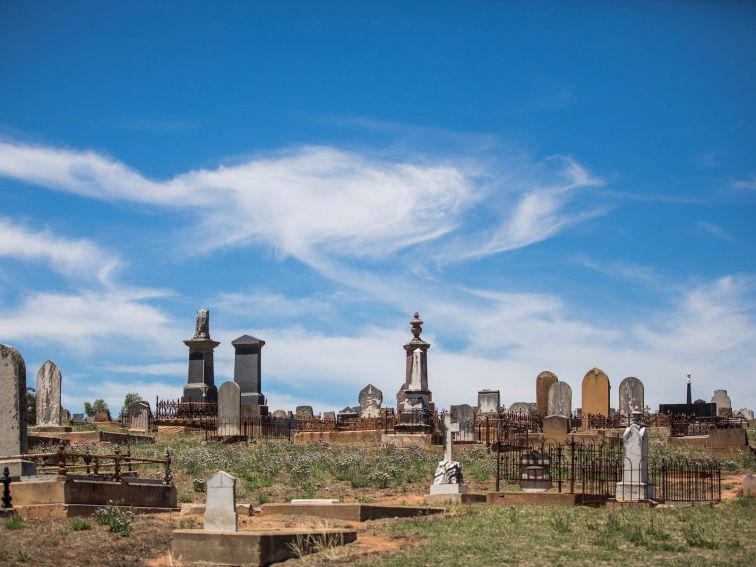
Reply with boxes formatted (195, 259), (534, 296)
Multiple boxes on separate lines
(293, 430), (384, 445)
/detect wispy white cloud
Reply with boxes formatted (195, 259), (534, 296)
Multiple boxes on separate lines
(697, 221), (732, 241)
(574, 255), (668, 290)
(734, 174), (756, 191)
(0, 218), (121, 284)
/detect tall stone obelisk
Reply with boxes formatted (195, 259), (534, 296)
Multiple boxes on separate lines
(182, 309), (220, 402)
(396, 312), (433, 413)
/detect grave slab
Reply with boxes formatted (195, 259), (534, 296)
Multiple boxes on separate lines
(260, 503), (443, 522)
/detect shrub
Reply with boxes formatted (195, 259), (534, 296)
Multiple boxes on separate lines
(95, 504), (134, 537)
(3, 515), (23, 530)
(192, 479), (207, 493)
(70, 518), (92, 531)
(178, 494), (193, 503)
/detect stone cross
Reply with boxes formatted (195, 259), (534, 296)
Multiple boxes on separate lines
(443, 413), (459, 462)
(204, 470), (237, 532)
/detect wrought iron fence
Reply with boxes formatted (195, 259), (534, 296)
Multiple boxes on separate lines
(5, 442), (173, 484)
(296, 410), (439, 433)
(155, 397), (218, 421)
(650, 457), (721, 502)
(216, 416), (293, 440)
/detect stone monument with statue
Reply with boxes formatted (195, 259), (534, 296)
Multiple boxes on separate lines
(182, 309), (220, 402)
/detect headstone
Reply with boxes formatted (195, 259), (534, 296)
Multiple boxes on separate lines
(71, 413), (85, 424)
(543, 415), (570, 443)
(337, 406), (359, 421)
(711, 390), (732, 416)
(358, 384), (383, 416)
(547, 381), (572, 418)
(182, 309), (220, 402)
(450, 404), (475, 442)
(396, 312), (433, 413)
(204, 471), (237, 532)
(296, 405), (314, 419)
(61, 409), (72, 427)
(615, 412), (653, 501)
(0, 345), (27, 455)
(535, 371), (558, 417)
(430, 414), (467, 495)
(128, 400), (151, 431)
(508, 402), (532, 414)
(581, 367), (610, 417)
(520, 450), (552, 492)
(323, 411), (336, 421)
(477, 389), (500, 414)
(738, 408), (754, 421)
(35, 360), (62, 427)
(217, 382), (241, 436)
(272, 409), (288, 419)
(94, 408), (112, 422)
(618, 376), (644, 417)
(231, 335), (266, 411)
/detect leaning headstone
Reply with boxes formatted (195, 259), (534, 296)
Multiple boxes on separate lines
(615, 411), (653, 501)
(450, 404), (475, 442)
(35, 360), (62, 427)
(543, 415), (570, 444)
(547, 381), (572, 418)
(217, 381), (241, 436)
(296, 405), (314, 419)
(618, 377), (644, 417)
(128, 401), (151, 431)
(0, 345), (36, 476)
(582, 367), (610, 418)
(711, 390), (732, 417)
(478, 389), (500, 414)
(204, 471), (237, 532)
(535, 371), (558, 417)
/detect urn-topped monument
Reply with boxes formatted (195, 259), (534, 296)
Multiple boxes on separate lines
(396, 312), (433, 413)
(182, 309), (220, 402)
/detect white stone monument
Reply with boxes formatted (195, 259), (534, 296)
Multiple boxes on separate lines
(615, 411), (654, 501)
(429, 413), (468, 496)
(217, 381), (241, 436)
(204, 470), (237, 532)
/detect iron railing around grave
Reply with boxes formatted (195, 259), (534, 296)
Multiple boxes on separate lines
(650, 457), (721, 501)
(3, 442), (173, 484)
(155, 397), (218, 421)
(216, 416), (294, 440)
(296, 410), (439, 434)
(476, 411), (543, 447)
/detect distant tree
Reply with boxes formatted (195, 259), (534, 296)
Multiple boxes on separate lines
(83, 399), (109, 418)
(25, 387), (36, 426)
(119, 392), (142, 419)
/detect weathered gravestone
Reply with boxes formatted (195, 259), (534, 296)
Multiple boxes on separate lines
(128, 401), (152, 431)
(711, 389), (732, 417)
(359, 384), (383, 418)
(271, 409), (288, 419)
(296, 405), (314, 419)
(508, 402), (533, 414)
(0, 345), (36, 476)
(204, 470), (237, 532)
(217, 381), (241, 436)
(520, 450), (552, 492)
(618, 376), (644, 417)
(478, 389), (500, 414)
(0, 345), (27, 455)
(35, 360), (62, 427)
(547, 381), (572, 418)
(535, 371), (558, 417)
(450, 404), (475, 442)
(543, 415), (570, 444)
(582, 367), (610, 418)
(323, 411), (336, 421)
(615, 411), (653, 501)
(337, 406), (359, 421)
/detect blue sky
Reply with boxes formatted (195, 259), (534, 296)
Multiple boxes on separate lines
(0, 2), (755, 415)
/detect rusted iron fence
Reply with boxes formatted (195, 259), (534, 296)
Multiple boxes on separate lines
(155, 397), (217, 421)
(5, 443), (173, 484)
(216, 416), (294, 440)
(295, 410), (440, 434)
(650, 457), (721, 501)
(476, 411), (543, 445)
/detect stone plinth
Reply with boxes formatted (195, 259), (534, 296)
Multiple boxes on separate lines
(536, 371), (558, 417)
(171, 528), (357, 566)
(543, 415), (570, 444)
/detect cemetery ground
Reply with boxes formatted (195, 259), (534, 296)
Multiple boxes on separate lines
(1, 431), (754, 566)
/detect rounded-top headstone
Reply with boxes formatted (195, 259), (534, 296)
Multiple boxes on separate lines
(36, 360), (63, 427)
(618, 377), (644, 417)
(581, 367), (610, 417)
(0, 344), (27, 455)
(536, 371), (558, 417)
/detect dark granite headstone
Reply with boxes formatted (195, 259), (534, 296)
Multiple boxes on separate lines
(182, 309), (220, 402)
(232, 335), (266, 410)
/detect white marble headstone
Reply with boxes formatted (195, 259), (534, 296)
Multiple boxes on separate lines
(204, 470), (237, 532)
